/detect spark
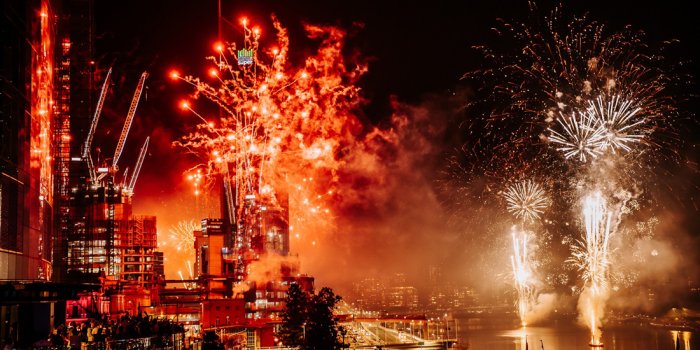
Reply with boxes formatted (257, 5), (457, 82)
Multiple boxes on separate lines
(504, 180), (550, 221)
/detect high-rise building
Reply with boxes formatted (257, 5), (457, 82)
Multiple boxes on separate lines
(52, 0), (99, 284)
(1, 0), (63, 345)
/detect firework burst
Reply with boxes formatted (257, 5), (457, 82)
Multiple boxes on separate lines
(457, 3), (689, 191)
(172, 17), (366, 250)
(548, 110), (605, 162)
(167, 219), (199, 255)
(588, 95), (645, 154)
(504, 180), (550, 221)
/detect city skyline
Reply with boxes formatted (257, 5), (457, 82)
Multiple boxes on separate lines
(2, 1), (700, 348)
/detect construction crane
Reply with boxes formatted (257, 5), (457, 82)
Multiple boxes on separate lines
(112, 71), (148, 171)
(127, 137), (149, 193)
(83, 67), (112, 181)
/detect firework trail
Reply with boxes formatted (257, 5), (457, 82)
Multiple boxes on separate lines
(510, 227), (536, 326)
(570, 192), (613, 346)
(504, 180), (550, 221)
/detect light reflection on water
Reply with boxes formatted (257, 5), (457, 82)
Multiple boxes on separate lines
(455, 317), (694, 350)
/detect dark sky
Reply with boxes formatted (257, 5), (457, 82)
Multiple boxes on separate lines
(94, 0), (700, 102)
(90, 1), (699, 287)
(92, 0), (699, 191)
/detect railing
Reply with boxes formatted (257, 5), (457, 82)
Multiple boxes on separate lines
(41, 333), (186, 350)
(109, 333), (185, 350)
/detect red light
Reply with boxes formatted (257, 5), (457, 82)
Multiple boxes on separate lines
(253, 27), (260, 35)
(169, 70), (180, 80)
(241, 17), (248, 26)
(209, 68), (218, 77)
(214, 42), (224, 53)
(179, 100), (190, 110)
(272, 48), (279, 55)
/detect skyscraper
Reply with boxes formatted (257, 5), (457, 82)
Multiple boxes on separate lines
(1, 0), (60, 345)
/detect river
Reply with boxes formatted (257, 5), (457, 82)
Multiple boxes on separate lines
(455, 317), (695, 350)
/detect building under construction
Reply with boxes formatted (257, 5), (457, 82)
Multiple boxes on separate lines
(1, 1), (164, 344)
(57, 54), (163, 319)
(168, 188), (314, 347)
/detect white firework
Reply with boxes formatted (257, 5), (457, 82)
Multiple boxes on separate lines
(511, 227), (536, 326)
(168, 219), (199, 255)
(588, 95), (644, 153)
(504, 180), (550, 221)
(548, 110), (606, 162)
(569, 192), (613, 345)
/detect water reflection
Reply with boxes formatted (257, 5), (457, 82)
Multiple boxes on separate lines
(671, 330), (692, 350)
(457, 317), (694, 350)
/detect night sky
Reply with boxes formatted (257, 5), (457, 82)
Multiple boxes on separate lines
(89, 0), (699, 293)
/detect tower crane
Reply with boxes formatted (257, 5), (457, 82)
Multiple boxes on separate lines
(127, 137), (149, 193)
(83, 67), (112, 181)
(112, 71), (148, 171)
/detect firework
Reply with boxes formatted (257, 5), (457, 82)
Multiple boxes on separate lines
(510, 227), (536, 326)
(456, 3), (688, 193)
(570, 192), (612, 346)
(172, 17), (365, 251)
(504, 180), (550, 221)
(587, 95), (644, 154)
(548, 110), (606, 162)
(167, 219), (199, 256)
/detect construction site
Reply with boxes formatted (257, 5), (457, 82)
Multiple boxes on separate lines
(1, 0), (313, 347)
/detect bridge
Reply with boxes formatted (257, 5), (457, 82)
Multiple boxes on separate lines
(336, 303), (459, 349)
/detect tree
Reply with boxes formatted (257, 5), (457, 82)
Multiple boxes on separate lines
(279, 283), (309, 347)
(305, 287), (342, 350)
(278, 284), (343, 349)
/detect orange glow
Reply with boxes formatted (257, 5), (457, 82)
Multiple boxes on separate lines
(169, 70), (180, 80)
(241, 17), (248, 26)
(179, 100), (190, 110)
(174, 16), (367, 267)
(209, 68), (218, 77)
(214, 42), (224, 52)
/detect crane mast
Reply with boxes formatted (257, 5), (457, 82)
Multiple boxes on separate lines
(83, 67), (112, 159)
(112, 71), (148, 170)
(127, 137), (149, 192)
